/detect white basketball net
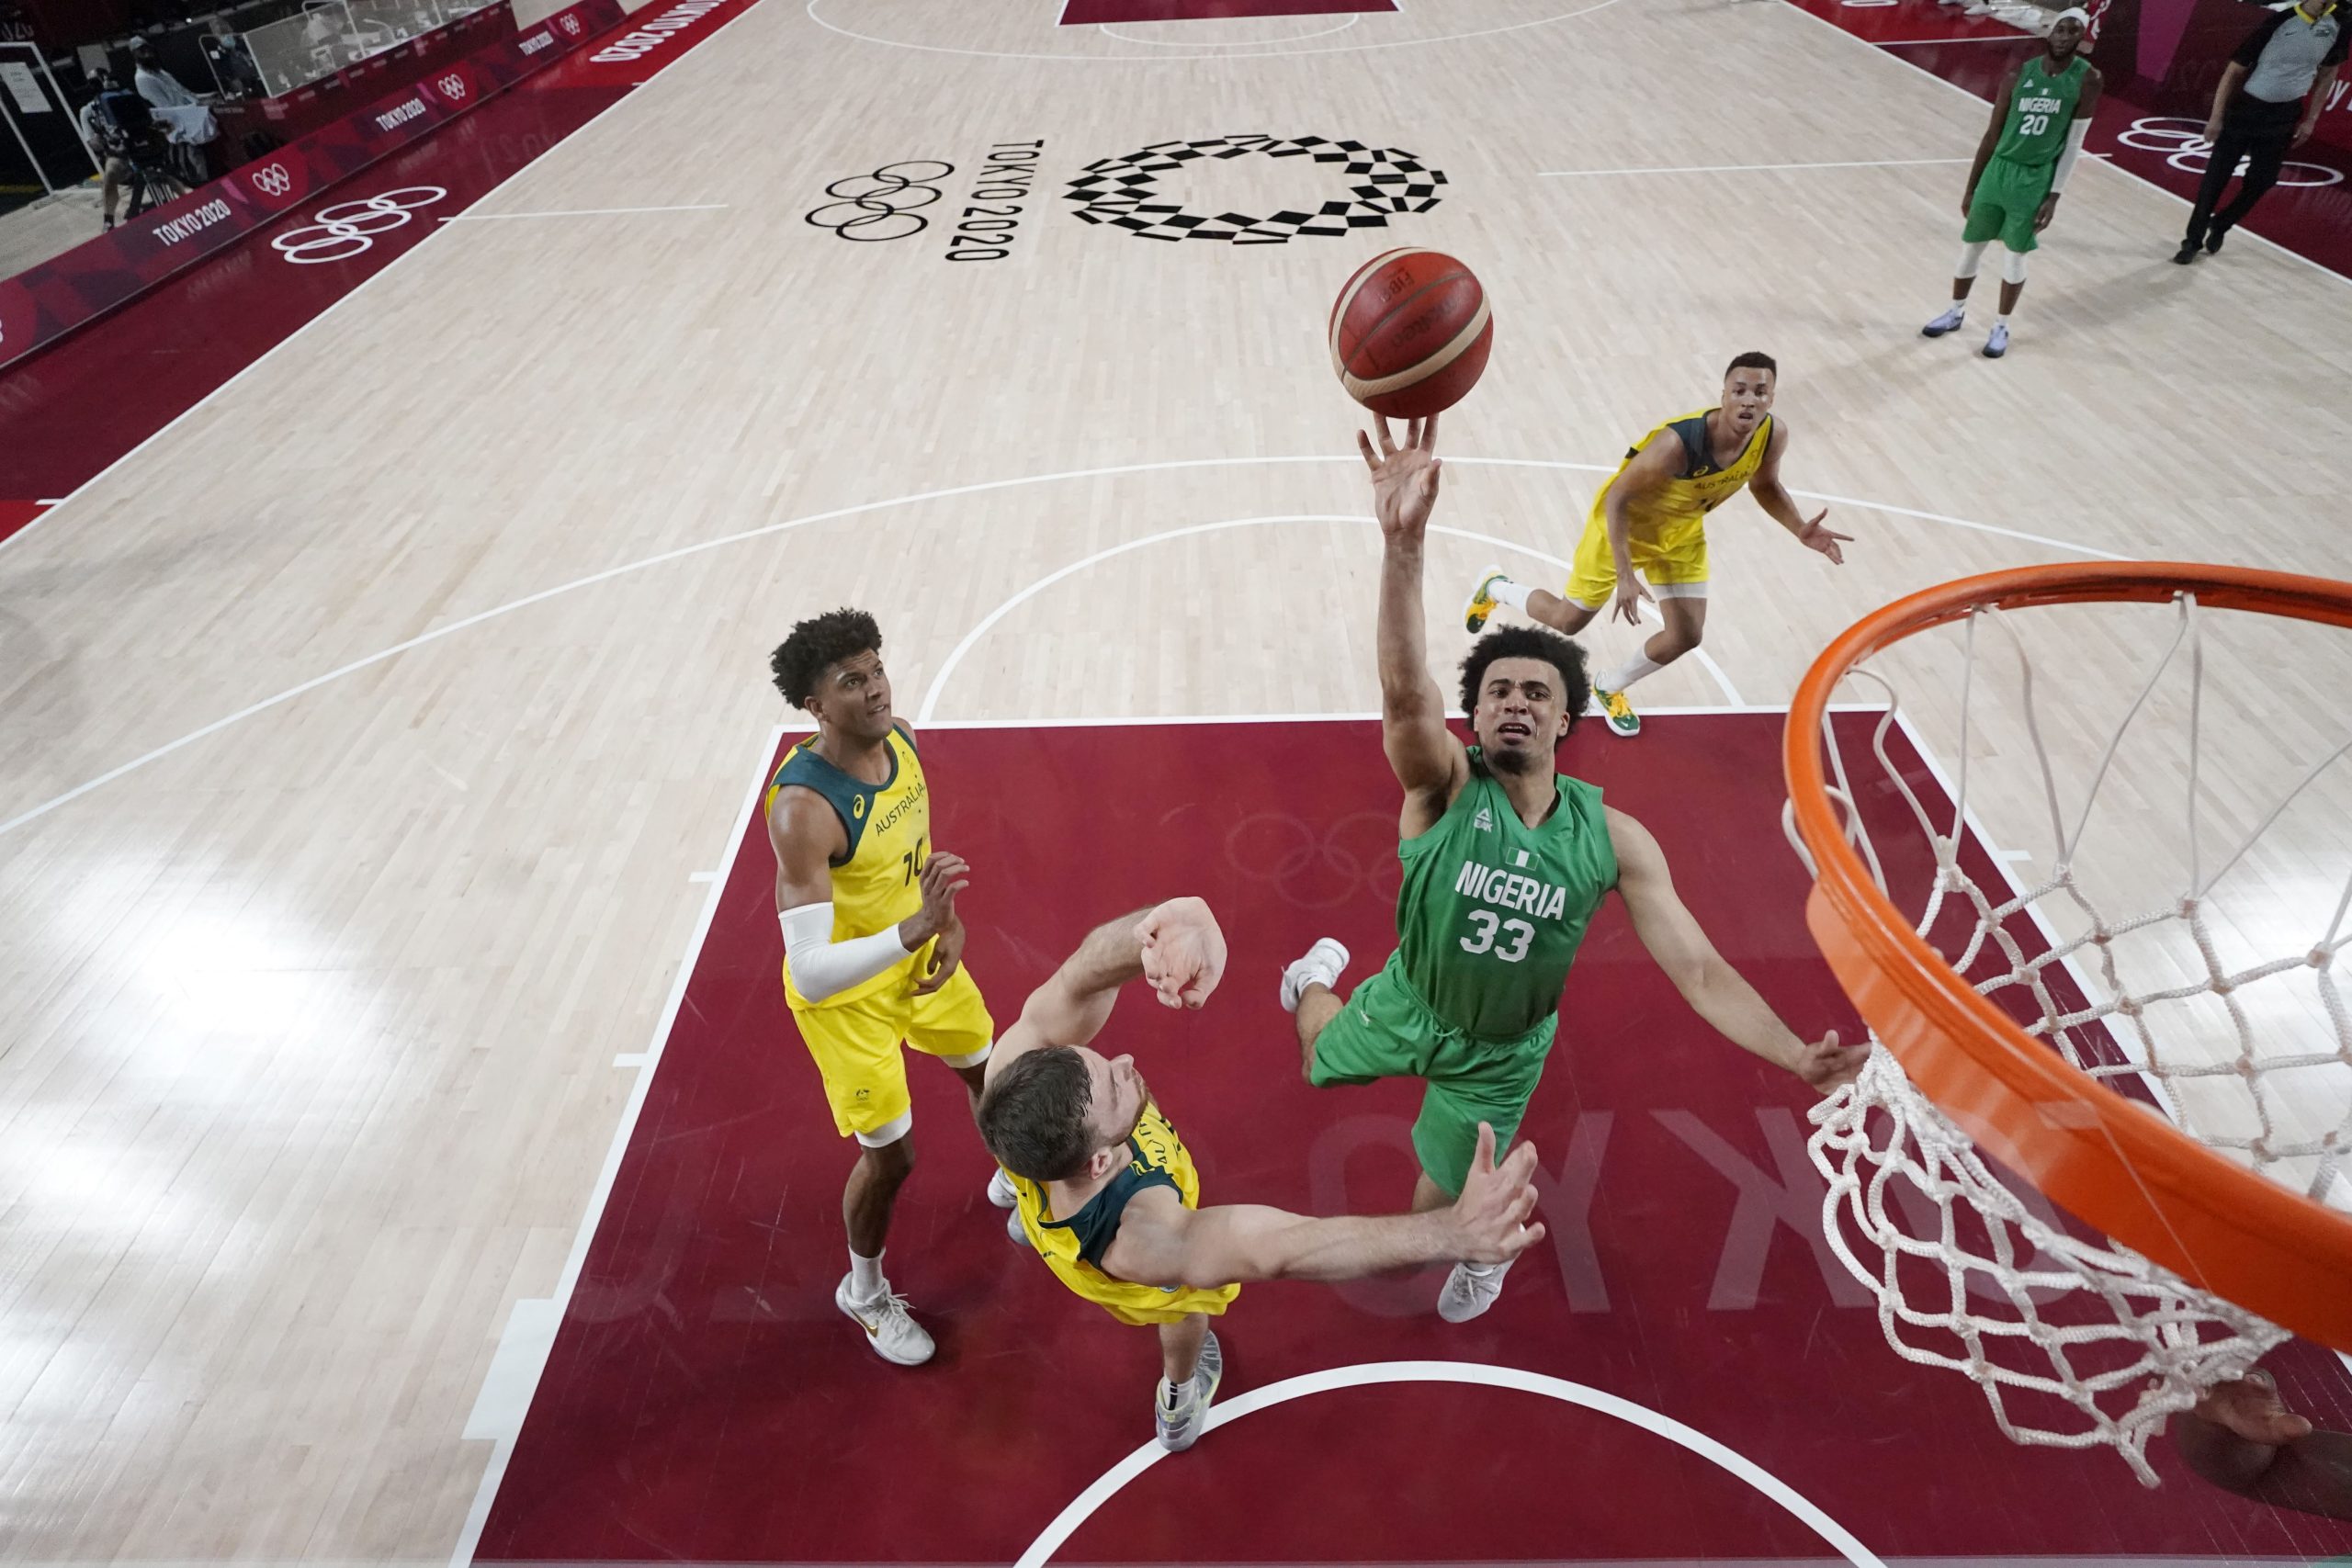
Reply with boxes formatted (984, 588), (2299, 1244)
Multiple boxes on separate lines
(1787, 590), (2352, 1486)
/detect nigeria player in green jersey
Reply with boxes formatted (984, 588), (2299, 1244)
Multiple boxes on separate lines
(1279, 414), (1867, 1324)
(1920, 6), (2102, 359)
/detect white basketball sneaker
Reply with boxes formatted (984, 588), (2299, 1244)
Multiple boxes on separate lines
(834, 1275), (936, 1366)
(1437, 1258), (1514, 1323)
(987, 1167), (1017, 1209)
(1154, 1332), (1225, 1452)
(1921, 304), (1967, 338)
(1981, 322), (2010, 359)
(1280, 938), (1350, 1013)
(1006, 1204), (1029, 1247)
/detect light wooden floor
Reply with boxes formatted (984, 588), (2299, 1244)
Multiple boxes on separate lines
(4, 0), (2352, 1560)
(0, 186), (110, 279)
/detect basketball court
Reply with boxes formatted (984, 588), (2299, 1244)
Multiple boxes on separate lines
(5, 1), (2352, 1565)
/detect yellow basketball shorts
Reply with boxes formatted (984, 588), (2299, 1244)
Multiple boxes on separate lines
(788, 964), (993, 1142)
(1564, 499), (1710, 609)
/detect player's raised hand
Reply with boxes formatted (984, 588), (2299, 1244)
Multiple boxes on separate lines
(1793, 1029), (1870, 1095)
(1135, 896), (1227, 1010)
(1609, 574), (1656, 628)
(1357, 414), (1442, 543)
(1796, 509), (1851, 565)
(909, 851), (969, 943)
(1444, 1122), (1545, 1264)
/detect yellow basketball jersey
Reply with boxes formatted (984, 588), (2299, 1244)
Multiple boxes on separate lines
(768, 725), (933, 1010)
(1600, 408), (1774, 536)
(1011, 1101), (1242, 1327)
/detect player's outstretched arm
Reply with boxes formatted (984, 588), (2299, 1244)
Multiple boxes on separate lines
(1607, 807), (1867, 1093)
(1750, 423), (1849, 565)
(2176, 1372), (2352, 1519)
(1361, 415), (1468, 821)
(1102, 1123), (1544, 1288)
(1602, 437), (1681, 627)
(988, 897), (1227, 1081)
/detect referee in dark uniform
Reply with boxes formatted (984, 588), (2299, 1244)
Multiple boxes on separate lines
(2176, 0), (2346, 262)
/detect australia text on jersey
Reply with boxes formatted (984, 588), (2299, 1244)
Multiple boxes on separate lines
(871, 773), (927, 837)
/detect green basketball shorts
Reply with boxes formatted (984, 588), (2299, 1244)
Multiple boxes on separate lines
(1306, 950), (1557, 1197)
(1962, 155), (2054, 254)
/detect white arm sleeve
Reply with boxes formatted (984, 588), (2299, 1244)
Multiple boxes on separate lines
(780, 902), (914, 1002)
(2049, 118), (2091, 192)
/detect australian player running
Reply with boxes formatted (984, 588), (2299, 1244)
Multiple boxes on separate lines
(1280, 414), (1865, 1323)
(1920, 8), (2102, 357)
(977, 895), (1542, 1450)
(1461, 355), (1851, 739)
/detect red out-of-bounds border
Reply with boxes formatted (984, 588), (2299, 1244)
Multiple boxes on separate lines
(0, 0), (623, 374)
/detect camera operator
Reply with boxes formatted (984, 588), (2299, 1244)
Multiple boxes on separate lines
(74, 71), (136, 231)
(77, 72), (187, 229)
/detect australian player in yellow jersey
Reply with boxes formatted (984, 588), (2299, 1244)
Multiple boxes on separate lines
(977, 895), (1543, 1451)
(1462, 353), (1851, 739)
(768, 608), (1002, 1368)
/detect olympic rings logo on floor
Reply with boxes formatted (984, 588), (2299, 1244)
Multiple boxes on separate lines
(1224, 809), (1404, 908)
(804, 162), (955, 241)
(2115, 117), (2344, 186)
(272, 186), (450, 265)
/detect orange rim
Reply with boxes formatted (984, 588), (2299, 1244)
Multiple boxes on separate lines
(1785, 562), (2352, 1352)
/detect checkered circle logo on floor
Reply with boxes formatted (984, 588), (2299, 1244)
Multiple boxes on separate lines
(1063, 135), (1446, 244)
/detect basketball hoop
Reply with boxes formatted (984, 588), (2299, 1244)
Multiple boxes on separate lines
(1782, 562), (2352, 1484)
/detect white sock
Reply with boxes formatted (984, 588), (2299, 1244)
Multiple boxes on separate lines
(1942, 301), (1966, 317)
(1597, 651), (1665, 694)
(1993, 314), (2010, 329)
(1491, 579), (1533, 612)
(849, 1248), (885, 1300)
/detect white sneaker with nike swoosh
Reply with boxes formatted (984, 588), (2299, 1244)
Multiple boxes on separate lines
(834, 1274), (935, 1365)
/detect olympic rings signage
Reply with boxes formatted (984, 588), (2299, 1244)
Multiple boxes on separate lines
(804, 162), (955, 242)
(272, 186), (450, 265)
(2115, 117), (2343, 186)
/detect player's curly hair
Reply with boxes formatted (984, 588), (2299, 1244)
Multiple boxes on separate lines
(978, 1046), (1099, 1182)
(1459, 626), (1590, 735)
(1725, 350), (1777, 378)
(770, 608), (882, 708)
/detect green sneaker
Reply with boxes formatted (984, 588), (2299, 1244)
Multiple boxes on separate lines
(1594, 684), (1641, 739)
(1464, 565), (1509, 633)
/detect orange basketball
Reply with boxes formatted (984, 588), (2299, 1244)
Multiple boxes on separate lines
(1328, 248), (1493, 419)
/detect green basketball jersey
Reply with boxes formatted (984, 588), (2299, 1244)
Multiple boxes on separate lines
(1995, 54), (2088, 167)
(1394, 750), (1619, 1042)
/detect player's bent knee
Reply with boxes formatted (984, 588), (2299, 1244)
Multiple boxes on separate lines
(854, 1111), (916, 1162)
(940, 1040), (992, 1070)
(2002, 249), (2030, 286)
